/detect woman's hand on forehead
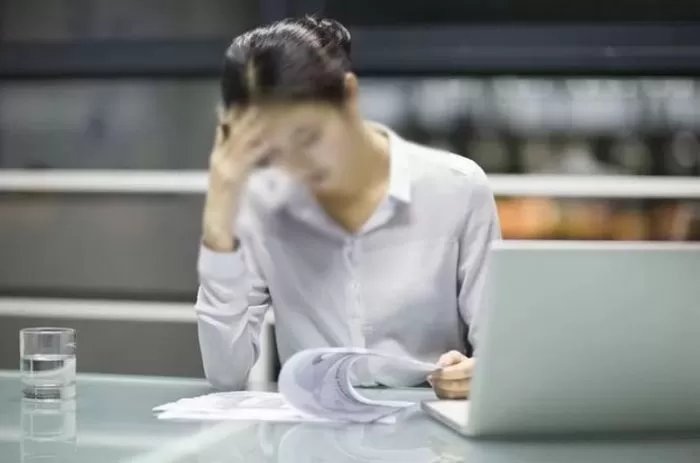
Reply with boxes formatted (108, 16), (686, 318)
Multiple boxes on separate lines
(211, 106), (273, 176)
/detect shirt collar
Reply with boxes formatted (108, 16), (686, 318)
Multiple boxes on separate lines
(268, 122), (413, 211)
(377, 123), (412, 204)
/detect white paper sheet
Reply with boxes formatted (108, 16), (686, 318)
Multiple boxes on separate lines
(153, 348), (439, 424)
(278, 348), (438, 423)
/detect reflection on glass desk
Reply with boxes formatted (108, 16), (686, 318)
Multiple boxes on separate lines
(2, 371), (700, 463)
(19, 398), (76, 461)
(0, 370), (214, 462)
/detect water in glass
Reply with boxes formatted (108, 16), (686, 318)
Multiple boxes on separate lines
(20, 328), (76, 400)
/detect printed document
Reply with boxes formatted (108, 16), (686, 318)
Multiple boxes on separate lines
(154, 348), (438, 423)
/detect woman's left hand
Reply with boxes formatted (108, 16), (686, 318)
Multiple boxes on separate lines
(428, 350), (475, 400)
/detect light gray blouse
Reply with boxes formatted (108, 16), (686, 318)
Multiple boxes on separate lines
(195, 126), (501, 389)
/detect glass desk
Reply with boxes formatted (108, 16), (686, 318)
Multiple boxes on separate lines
(2, 371), (700, 462)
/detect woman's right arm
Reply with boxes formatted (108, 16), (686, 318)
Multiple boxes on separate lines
(195, 109), (271, 390)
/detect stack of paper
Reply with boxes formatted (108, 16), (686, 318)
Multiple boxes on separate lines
(154, 348), (439, 424)
(154, 391), (354, 423)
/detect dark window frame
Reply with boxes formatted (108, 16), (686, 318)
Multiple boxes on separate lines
(1, 1), (700, 78)
(265, 0), (700, 76)
(4, 24), (700, 78)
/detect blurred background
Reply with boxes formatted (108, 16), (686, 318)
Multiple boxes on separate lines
(1, 0), (699, 377)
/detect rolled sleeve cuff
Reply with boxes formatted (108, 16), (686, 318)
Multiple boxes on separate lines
(198, 243), (248, 281)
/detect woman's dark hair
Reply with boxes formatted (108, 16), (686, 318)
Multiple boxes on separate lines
(221, 16), (352, 108)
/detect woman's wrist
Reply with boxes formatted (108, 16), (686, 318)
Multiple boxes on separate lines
(202, 203), (237, 251)
(202, 228), (237, 252)
(202, 178), (242, 252)
(209, 163), (248, 191)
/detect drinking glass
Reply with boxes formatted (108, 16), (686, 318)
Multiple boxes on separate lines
(20, 328), (76, 400)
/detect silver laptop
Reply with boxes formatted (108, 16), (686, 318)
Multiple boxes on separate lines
(423, 241), (700, 437)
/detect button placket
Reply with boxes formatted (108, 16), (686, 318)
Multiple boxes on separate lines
(346, 240), (360, 296)
(344, 238), (364, 347)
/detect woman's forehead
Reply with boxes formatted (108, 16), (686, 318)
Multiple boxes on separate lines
(224, 99), (336, 117)
(266, 102), (331, 120)
(220, 102), (336, 137)
(263, 103), (334, 131)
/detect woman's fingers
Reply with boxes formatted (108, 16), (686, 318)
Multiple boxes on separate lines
(212, 107), (270, 174)
(429, 351), (475, 400)
(432, 363), (472, 381)
(433, 379), (471, 400)
(431, 353), (475, 381)
(437, 350), (466, 367)
(235, 110), (271, 165)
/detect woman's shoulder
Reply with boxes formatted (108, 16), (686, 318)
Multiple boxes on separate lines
(399, 138), (491, 192)
(396, 138), (496, 232)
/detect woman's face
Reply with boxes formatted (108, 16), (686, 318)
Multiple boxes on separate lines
(256, 102), (356, 191)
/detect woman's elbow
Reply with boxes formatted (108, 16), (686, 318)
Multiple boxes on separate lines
(203, 365), (249, 391)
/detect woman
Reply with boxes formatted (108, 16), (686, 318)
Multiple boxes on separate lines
(196, 16), (501, 399)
